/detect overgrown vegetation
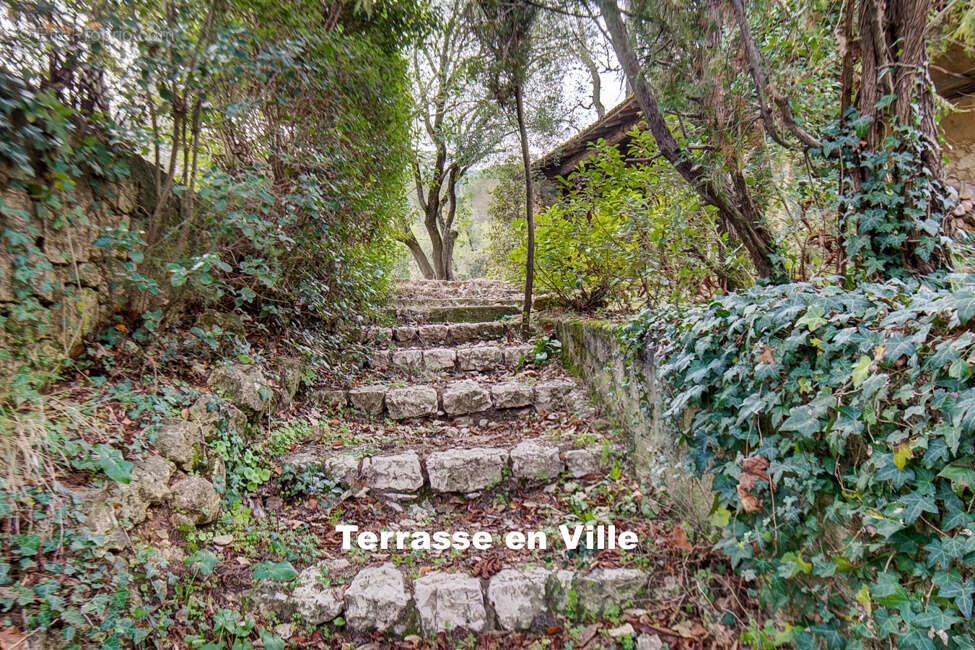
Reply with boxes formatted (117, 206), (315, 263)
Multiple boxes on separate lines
(626, 276), (975, 646)
(1, 0), (428, 399)
(4, 0), (975, 646)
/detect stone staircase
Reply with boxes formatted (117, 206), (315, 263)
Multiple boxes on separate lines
(256, 280), (668, 647)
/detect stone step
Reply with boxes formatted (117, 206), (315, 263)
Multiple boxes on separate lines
(367, 343), (534, 375)
(362, 320), (516, 347)
(279, 439), (615, 496)
(389, 304), (521, 324)
(251, 559), (658, 637)
(389, 296), (556, 309)
(310, 378), (581, 420)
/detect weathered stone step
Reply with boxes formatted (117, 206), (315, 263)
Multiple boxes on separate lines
(367, 343), (534, 375)
(362, 320), (514, 347)
(311, 378), (580, 420)
(251, 559), (656, 637)
(389, 303), (521, 324)
(280, 439), (614, 496)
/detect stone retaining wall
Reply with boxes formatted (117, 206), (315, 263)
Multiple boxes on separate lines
(1, 154), (177, 393)
(252, 560), (652, 636)
(551, 318), (713, 529)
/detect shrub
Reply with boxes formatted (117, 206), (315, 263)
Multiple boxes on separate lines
(507, 131), (736, 311)
(625, 275), (975, 647)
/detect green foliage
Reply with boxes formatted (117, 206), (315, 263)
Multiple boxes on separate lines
(277, 462), (343, 500)
(522, 335), (562, 366)
(509, 131), (735, 310)
(818, 109), (959, 280)
(0, 0), (429, 399)
(485, 160), (525, 281)
(625, 275), (975, 647)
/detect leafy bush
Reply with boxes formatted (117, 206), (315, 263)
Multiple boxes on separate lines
(278, 462), (343, 501)
(522, 335), (562, 366)
(625, 275), (975, 647)
(507, 130), (737, 311)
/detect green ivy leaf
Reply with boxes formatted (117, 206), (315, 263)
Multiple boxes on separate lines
(893, 443), (912, 470)
(950, 290), (975, 324)
(939, 459), (975, 493)
(912, 604), (961, 634)
(851, 356), (872, 387)
(258, 628), (286, 650)
(92, 444), (132, 484)
(252, 560), (296, 582)
(185, 550), (219, 576)
(711, 507), (731, 528)
(899, 491), (938, 525)
(796, 305), (827, 331)
(936, 579), (975, 619)
(780, 405), (822, 437)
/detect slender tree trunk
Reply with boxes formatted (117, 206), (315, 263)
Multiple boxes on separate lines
(598, 0), (784, 281)
(402, 232), (436, 279)
(515, 83), (534, 337)
(575, 17), (605, 118)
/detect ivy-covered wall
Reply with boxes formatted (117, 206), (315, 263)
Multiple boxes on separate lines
(0, 155), (175, 391)
(551, 317), (713, 528)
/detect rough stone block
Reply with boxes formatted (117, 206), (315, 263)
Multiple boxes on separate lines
(446, 323), (479, 344)
(345, 563), (410, 632)
(208, 363), (276, 417)
(323, 454), (360, 486)
(361, 452), (423, 492)
(426, 448), (508, 493)
(293, 563), (345, 624)
(393, 326), (417, 342)
(367, 326), (393, 342)
(414, 572), (487, 635)
(442, 380), (491, 415)
(313, 389), (348, 409)
(418, 324), (448, 343)
(367, 350), (391, 368)
(155, 421), (203, 471)
(478, 321), (506, 338)
(169, 476), (221, 527)
(189, 395), (248, 440)
(534, 379), (576, 410)
(391, 349), (423, 373)
(422, 348), (456, 371)
(488, 568), (550, 631)
(490, 382), (534, 409)
(456, 346), (503, 371)
(545, 569), (574, 611)
(565, 448), (602, 478)
(502, 345), (532, 366)
(573, 568), (648, 615)
(349, 386), (386, 414)
(510, 440), (563, 480)
(385, 386), (439, 419)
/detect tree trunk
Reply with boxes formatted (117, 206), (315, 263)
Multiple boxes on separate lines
(840, 0), (952, 275)
(402, 232), (436, 279)
(598, 0), (785, 281)
(515, 83), (535, 338)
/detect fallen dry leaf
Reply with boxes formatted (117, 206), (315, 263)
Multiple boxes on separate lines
(471, 555), (503, 578)
(673, 619), (708, 639)
(0, 628), (27, 650)
(737, 455), (771, 513)
(670, 524), (693, 552)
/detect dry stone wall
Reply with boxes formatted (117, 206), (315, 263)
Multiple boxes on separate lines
(0, 154), (176, 391)
(552, 318), (714, 529)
